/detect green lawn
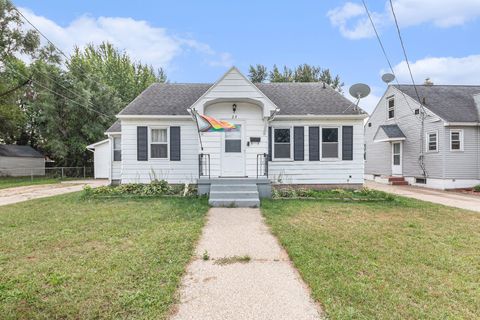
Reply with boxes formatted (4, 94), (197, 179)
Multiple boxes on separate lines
(0, 176), (61, 189)
(262, 197), (480, 319)
(0, 193), (209, 319)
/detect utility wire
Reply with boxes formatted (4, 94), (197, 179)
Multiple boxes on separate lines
(361, 0), (421, 119)
(388, 0), (422, 105)
(3, 59), (111, 119)
(0, 78), (31, 98)
(12, 5), (109, 91)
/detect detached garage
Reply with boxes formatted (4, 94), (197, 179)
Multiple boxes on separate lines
(86, 139), (111, 179)
(0, 144), (45, 177)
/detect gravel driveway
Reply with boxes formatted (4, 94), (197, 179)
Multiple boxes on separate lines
(0, 180), (108, 207)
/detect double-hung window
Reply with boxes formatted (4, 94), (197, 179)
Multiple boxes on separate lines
(426, 131), (438, 152)
(113, 136), (121, 161)
(150, 128), (168, 159)
(273, 127), (292, 160)
(450, 130), (463, 151)
(387, 97), (395, 119)
(322, 127), (339, 159)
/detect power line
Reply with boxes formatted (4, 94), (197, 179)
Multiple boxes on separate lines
(0, 78), (31, 98)
(12, 5), (109, 91)
(388, 0), (422, 104)
(361, 0), (421, 120)
(3, 59), (111, 119)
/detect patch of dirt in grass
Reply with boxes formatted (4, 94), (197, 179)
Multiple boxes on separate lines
(213, 255), (251, 265)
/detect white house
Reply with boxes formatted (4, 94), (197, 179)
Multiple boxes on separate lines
(89, 67), (367, 206)
(365, 84), (480, 190)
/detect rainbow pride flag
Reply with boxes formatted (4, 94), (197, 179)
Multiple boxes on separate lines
(194, 111), (236, 132)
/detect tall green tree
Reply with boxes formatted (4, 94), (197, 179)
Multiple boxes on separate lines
(69, 42), (167, 106)
(248, 64), (268, 83)
(247, 63), (344, 92)
(0, 0), (40, 143)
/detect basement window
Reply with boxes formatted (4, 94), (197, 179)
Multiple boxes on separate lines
(415, 177), (427, 184)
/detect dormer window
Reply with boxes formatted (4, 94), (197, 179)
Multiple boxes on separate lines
(387, 97), (395, 119)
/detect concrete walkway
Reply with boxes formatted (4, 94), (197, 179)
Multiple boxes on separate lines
(172, 208), (323, 320)
(366, 180), (480, 212)
(0, 180), (108, 207)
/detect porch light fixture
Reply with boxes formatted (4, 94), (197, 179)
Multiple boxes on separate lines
(232, 103), (237, 114)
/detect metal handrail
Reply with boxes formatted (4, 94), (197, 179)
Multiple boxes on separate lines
(256, 153), (268, 179)
(198, 153), (211, 179)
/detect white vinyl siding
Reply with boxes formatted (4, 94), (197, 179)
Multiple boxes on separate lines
(269, 119), (364, 185)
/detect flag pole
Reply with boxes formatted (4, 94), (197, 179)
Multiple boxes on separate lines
(191, 109), (204, 151)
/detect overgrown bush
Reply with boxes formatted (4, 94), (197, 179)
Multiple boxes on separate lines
(272, 187), (394, 201)
(473, 184), (480, 192)
(83, 180), (197, 198)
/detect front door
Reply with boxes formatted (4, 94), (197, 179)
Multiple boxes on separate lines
(221, 123), (245, 177)
(391, 142), (402, 176)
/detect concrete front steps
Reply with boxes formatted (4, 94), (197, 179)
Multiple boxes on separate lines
(208, 179), (260, 208)
(388, 176), (409, 186)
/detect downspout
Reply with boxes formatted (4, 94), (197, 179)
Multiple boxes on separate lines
(418, 97), (428, 178)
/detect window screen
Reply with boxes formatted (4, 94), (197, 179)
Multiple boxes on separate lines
(451, 131), (461, 150)
(388, 98), (395, 119)
(427, 133), (437, 151)
(113, 137), (121, 161)
(274, 128), (291, 159)
(393, 143), (400, 165)
(151, 128), (168, 158)
(225, 125), (241, 153)
(322, 128), (338, 158)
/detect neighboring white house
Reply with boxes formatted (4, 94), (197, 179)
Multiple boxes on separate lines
(0, 144), (45, 177)
(88, 67), (367, 205)
(365, 84), (480, 190)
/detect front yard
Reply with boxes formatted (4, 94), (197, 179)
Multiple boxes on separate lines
(0, 193), (208, 319)
(262, 197), (480, 319)
(0, 176), (60, 189)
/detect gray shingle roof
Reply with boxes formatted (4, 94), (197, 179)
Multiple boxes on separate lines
(118, 82), (366, 116)
(0, 145), (43, 158)
(106, 120), (121, 133)
(393, 84), (480, 122)
(380, 124), (406, 139)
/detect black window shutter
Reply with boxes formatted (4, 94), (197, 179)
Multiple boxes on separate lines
(268, 126), (272, 161)
(342, 126), (353, 160)
(137, 126), (148, 161)
(309, 127), (319, 161)
(170, 126), (181, 161)
(294, 126), (304, 161)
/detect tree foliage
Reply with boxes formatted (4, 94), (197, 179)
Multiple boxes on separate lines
(248, 63), (344, 92)
(0, 0), (167, 166)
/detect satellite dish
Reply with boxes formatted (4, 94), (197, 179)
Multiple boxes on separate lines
(349, 83), (371, 99)
(381, 73), (395, 84)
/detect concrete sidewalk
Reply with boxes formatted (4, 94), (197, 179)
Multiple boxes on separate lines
(366, 180), (480, 212)
(0, 180), (108, 207)
(171, 208), (323, 320)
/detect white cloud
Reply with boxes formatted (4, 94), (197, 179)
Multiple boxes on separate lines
(328, 0), (480, 39)
(327, 2), (381, 39)
(18, 7), (232, 70)
(391, 54), (480, 84)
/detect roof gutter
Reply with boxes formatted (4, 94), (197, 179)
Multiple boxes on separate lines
(274, 114), (368, 120)
(117, 115), (192, 120)
(444, 122), (480, 127)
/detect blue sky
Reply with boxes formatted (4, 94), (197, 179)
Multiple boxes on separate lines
(14, 0), (480, 112)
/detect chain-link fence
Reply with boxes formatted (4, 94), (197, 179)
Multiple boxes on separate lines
(0, 167), (94, 182)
